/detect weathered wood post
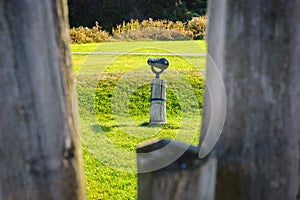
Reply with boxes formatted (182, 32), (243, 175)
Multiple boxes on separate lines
(0, 0), (85, 199)
(137, 140), (217, 200)
(200, 0), (300, 199)
(148, 58), (169, 124)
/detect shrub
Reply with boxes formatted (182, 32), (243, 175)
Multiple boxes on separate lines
(70, 22), (110, 44)
(111, 27), (192, 41)
(112, 19), (194, 41)
(186, 16), (207, 39)
(112, 17), (207, 41)
(70, 17), (207, 43)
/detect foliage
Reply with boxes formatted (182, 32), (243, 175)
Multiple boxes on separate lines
(111, 27), (192, 41)
(112, 17), (207, 41)
(187, 16), (207, 39)
(70, 22), (110, 44)
(112, 19), (184, 35)
(111, 18), (192, 40)
(68, 0), (208, 31)
(70, 17), (207, 43)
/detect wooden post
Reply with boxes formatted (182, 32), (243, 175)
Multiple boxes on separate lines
(137, 140), (217, 200)
(150, 79), (167, 124)
(0, 0), (85, 199)
(200, 0), (300, 199)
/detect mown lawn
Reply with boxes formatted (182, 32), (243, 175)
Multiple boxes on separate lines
(71, 40), (207, 53)
(72, 40), (207, 200)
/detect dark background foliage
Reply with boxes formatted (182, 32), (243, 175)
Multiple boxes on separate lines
(68, 0), (208, 31)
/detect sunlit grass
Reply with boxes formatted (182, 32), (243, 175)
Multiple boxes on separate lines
(72, 40), (207, 200)
(71, 43), (99, 52)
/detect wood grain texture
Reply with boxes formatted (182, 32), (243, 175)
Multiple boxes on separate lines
(137, 140), (217, 200)
(0, 0), (84, 199)
(201, 0), (300, 199)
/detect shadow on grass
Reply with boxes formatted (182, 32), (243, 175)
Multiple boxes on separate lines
(139, 122), (180, 129)
(91, 124), (111, 133)
(91, 123), (139, 133)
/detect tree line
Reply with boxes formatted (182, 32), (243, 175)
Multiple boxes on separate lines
(68, 0), (208, 31)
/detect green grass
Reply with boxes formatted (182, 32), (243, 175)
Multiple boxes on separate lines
(72, 40), (207, 200)
(71, 40), (207, 53)
(71, 43), (99, 52)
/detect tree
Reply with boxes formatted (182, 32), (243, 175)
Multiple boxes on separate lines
(200, 0), (300, 199)
(0, 0), (85, 199)
(67, 0), (208, 31)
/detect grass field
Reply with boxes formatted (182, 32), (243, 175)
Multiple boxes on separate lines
(72, 40), (207, 199)
(71, 40), (207, 53)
